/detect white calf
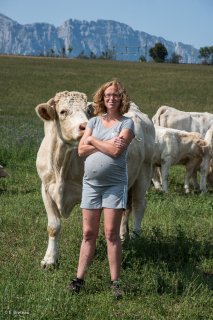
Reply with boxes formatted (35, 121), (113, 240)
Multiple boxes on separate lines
(152, 126), (210, 193)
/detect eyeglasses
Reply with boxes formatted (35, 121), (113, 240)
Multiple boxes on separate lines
(104, 93), (121, 100)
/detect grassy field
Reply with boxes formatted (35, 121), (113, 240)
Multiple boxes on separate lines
(0, 56), (213, 320)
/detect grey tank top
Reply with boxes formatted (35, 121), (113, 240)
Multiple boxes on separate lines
(83, 116), (135, 187)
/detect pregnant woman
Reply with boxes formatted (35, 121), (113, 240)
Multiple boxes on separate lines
(68, 79), (135, 299)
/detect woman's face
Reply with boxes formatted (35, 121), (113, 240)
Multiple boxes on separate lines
(103, 85), (121, 113)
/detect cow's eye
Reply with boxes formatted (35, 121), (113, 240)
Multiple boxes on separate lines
(60, 110), (67, 116)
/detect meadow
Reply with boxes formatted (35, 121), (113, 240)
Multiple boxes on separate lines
(0, 55), (213, 320)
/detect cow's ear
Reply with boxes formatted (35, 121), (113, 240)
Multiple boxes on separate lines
(86, 102), (95, 118)
(198, 139), (208, 148)
(35, 102), (56, 121)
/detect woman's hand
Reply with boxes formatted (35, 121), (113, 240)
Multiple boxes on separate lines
(113, 136), (127, 150)
(78, 128), (97, 157)
(83, 136), (92, 145)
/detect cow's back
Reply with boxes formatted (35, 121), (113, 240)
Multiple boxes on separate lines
(152, 106), (192, 131)
(152, 106), (213, 136)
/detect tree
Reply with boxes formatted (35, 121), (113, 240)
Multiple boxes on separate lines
(199, 46), (213, 64)
(67, 46), (73, 57)
(77, 50), (89, 59)
(170, 52), (182, 64)
(139, 55), (146, 62)
(61, 46), (66, 57)
(149, 42), (168, 63)
(99, 48), (114, 60)
(50, 48), (55, 57)
(89, 51), (97, 59)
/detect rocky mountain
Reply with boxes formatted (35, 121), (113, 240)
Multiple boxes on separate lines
(0, 13), (200, 63)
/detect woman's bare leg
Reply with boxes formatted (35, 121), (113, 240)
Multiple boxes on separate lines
(104, 208), (123, 281)
(76, 209), (101, 279)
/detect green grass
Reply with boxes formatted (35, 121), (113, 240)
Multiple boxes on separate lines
(0, 56), (213, 319)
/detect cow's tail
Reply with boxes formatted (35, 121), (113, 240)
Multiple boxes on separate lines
(152, 106), (169, 125)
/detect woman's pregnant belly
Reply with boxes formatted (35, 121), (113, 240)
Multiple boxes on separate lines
(84, 151), (126, 185)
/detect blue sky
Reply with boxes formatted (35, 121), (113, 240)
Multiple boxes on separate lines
(1, 0), (212, 49)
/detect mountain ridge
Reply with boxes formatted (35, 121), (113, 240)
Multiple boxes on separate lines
(0, 13), (200, 63)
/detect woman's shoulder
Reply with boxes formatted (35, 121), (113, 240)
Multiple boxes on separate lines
(120, 116), (135, 131)
(122, 115), (132, 120)
(121, 115), (134, 124)
(87, 116), (101, 127)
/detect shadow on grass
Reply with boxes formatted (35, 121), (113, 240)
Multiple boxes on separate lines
(120, 227), (213, 294)
(122, 227), (210, 268)
(92, 226), (212, 296)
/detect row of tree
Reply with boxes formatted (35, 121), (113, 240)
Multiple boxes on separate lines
(44, 46), (73, 58)
(148, 44), (213, 64)
(41, 43), (213, 64)
(42, 42), (180, 63)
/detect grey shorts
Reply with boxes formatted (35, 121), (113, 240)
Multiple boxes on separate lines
(80, 181), (128, 209)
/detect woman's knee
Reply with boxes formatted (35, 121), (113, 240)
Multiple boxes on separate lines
(105, 229), (120, 243)
(83, 229), (98, 242)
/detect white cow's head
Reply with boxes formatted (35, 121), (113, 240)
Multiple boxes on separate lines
(36, 91), (90, 143)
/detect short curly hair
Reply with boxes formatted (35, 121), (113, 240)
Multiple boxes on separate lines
(92, 79), (130, 115)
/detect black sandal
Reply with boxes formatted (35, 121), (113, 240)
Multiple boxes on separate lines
(111, 280), (124, 300)
(67, 278), (85, 294)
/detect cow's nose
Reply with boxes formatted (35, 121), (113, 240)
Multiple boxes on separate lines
(79, 122), (87, 134)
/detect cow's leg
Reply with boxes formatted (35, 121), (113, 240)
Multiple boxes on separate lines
(41, 184), (61, 268)
(185, 158), (202, 194)
(184, 163), (199, 194)
(152, 166), (163, 190)
(120, 190), (132, 240)
(184, 164), (195, 194)
(190, 171), (200, 193)
(131, 162), (152, 236)
(199, 157), (210, 193)
(184, 171), (191, 194)
(161, 162), (170, 193)
(120, 210), (130, 241)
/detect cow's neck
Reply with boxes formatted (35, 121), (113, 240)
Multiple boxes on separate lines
(43, 120), (81, 179)
(54, 138), (74, 177)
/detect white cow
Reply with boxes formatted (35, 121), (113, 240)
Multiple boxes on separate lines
(152, 126), (211, 193)
(152, 106), (213, 191)
(152, 105), (213, 137)
(0, 165), (9, 178)
(35, 93), (155, 268)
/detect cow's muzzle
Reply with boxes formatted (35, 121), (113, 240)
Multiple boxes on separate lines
(79, 122), (87, 136)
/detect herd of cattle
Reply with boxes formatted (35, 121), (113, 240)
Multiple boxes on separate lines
(2, 91), (212, 268)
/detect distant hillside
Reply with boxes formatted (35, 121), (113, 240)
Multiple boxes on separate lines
(0, 13), (200, 63)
